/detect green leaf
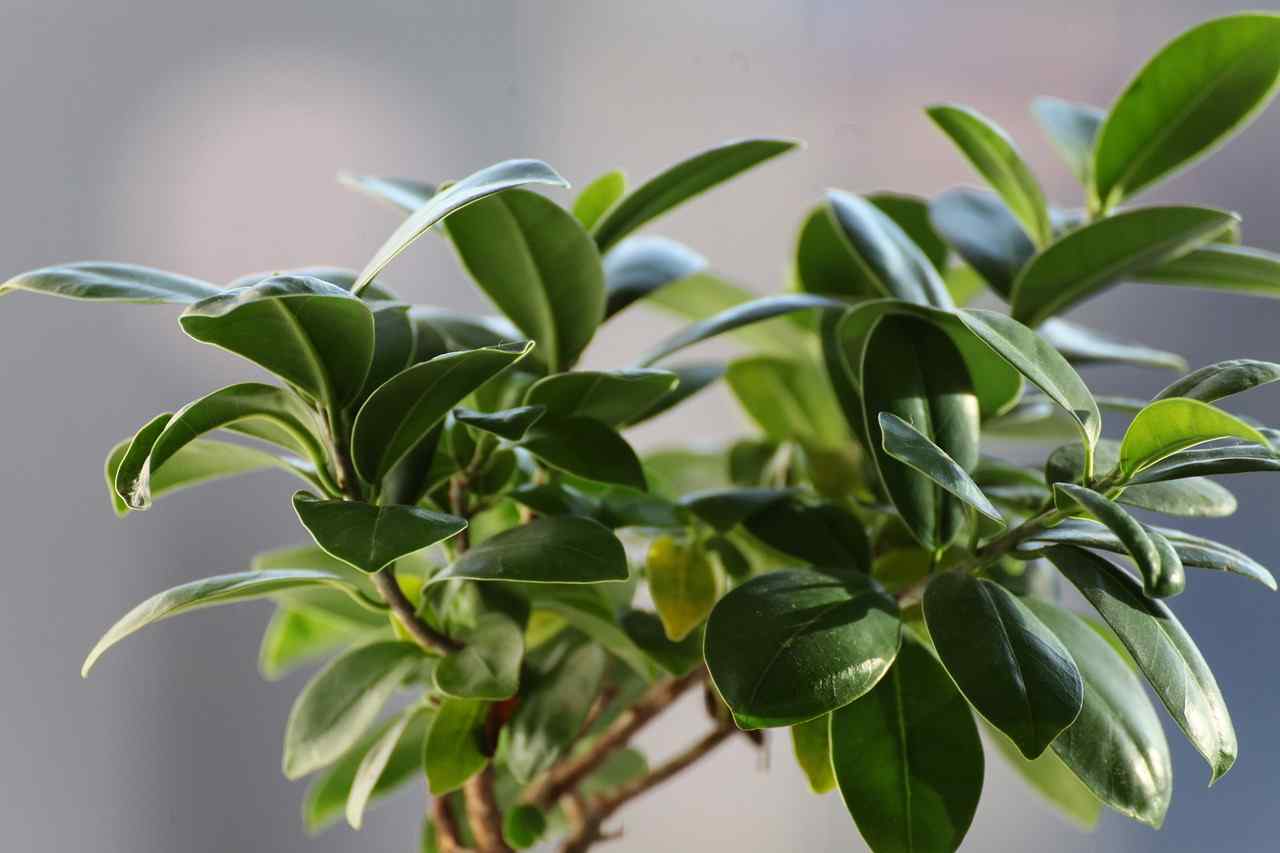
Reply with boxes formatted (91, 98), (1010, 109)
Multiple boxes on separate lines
(1155, 358), (1280, 402)
(434, 516), (628, 585)
(959, 309), (1100, 450)
(625, 362), (724, 425)
(929, 188), (1034, 299)
(926, 104), (1052, 245)
(592, 138), (798, 252)
(645, 536), (719, 641)
(526, 586), (659, 681)
(1091, 13), (1280, 209)
(346, 706), (431, 829)
(433, 612), (524, 700)
(524, 369), (678, 426)
(1140, 243), (1280, 296)
(572, 169), (627, 230)
(679, 487), (794, 532)
(338, 174), (436, 212)
(519, 415), (647, 490)
(795, 204), (876, 301)
(985, 721), (1101, 830)
(1022, 599), (1172, 828)
(291, 492), (467, 574)
(1042, 319), (1187, 373)
(830, 636), (983, 853)
(503, 804), (548, 850)
(445, 189), (603, 371)
(1130, 443), (1280, 483)
(104, 436), (290, 517)
(259, 606), (365, 681)
(352, 158), (568, 293)
(1118, 397), (1269, 476)
(180, 275), (375, 407)
(283, 641), (423, 779)
(620, 610), (703, 676)
(352, 342), (533, 482)
(726, 356), (846, 447)
(359, 301), (417, 400)
(741, 501), (872, 571)
(1055, 483), (1185, 598)
(1030, 97), (1105, 185)
(1, 262), (221, 303)
(453, 406), (545, 441)
(791, 714), (836, 794)
(862, 315), (980, 550)
(704, 568), (900, 729)
(83, 569), (357, 676)
(506, 641), (608, 781)
(423, 696), (489, 794)
(879, 412), (1003, 525)
(1045, 545), (1237, 783)
(1119, 477), (1238, 519)
(924, 573), (1082, 758)
(825, 191), (952, 307)
(867, 193), (949, 273)
(1009, 206), (1237, 326)
(603, 236), (708, 318)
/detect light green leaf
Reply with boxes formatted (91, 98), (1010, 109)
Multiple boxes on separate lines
(259, 606), (366, 681)
(291, 492), (467, 574)
(338, 174), (436, 212)
(1140, 243), (1280, 296)
(879, 412), (1003, 524)
(625, 362), (725, 426)
(726, 356), (847, 447)
(346, 706), (431, 829)
(1042, 319), (1187, 373)
(1118, 397), (1269, 476)
(1, 262), (221, 303)
(1119, 477), (1238, 519)
(572, 169), (627, 230)
(791, 714), (836, 794)
(433, 612), (524, 700)
(984, 721), (1101, 830)
(1031, 96), (1105, 185)
(645, 536), (719, 642)
(424, 697), (489, 794)
(433, 516), (628, 585)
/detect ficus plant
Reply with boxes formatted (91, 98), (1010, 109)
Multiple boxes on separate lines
(8, 11), (1280, 852)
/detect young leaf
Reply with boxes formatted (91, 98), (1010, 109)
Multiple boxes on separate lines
(1155, 358), (1280, 402)
(0, 262), (221, 303)
(506, 642), (608, 781)
(180, 275), (375, 407)
(352, 158), (568, 294)
(862, 315), (980, 550)
(1010, 206), (1238, 326)
(1118, 397), (1270, 477)
(928, 188), (1035, 298)
(524, 369), (678, 426)
(1140, 243), (1280, 296)
(519, 415), (647, 490)
(926, 104), (1052, 245)
(1054, 483), (1185, 598)
(572, 169), (626, 230)
(433, 612), (524, 700)
(1042, 319), (1187, 373)
(879, 412), (1004, 525)
(83, 569), (357, 676)
(291, 492), (467, 574)
(433, 516), (628, 585)
(346, 706), (430, 829)
(830, 637), (983, 853)
(351, 342), (533, 482)
(602, 236), (708, 318)
(1023, 599), (1172, 828)
(645, 536), (719, 642)
(704, 568), (900, 729)
(1091, 13), (1280, 210)
(423, 697), (489, 794)
(444, 189), (604, 371)
(1030, 96), (1105, 185)
(825, 191), (952, 307)
(283, 641), (424, 779)
(592, 138), (798, 252)
(791, 714), (836, 794)
(1046, 546), (1237, 783)
(924, 573), (1083, 758)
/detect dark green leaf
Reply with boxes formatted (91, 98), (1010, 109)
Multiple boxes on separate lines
(338, 174), (436, 212)
(1030, 96), (1105, 185)
(291, 492), (467, 574)
(346, 706), (431, 829)
(1055, 483), (1185, 597)
(434, 516), (628, 585)
(1118, 397), (1269, 476)
(572, 169), (627, 230)
(620, 610), (702, 676)
(503, 804), (548, 850)
(524, 369), (677, 426)
(704, 568), (900, 729)
(1119, 477), (1238, 518)
(1155, 358), (1280, 402)
(519, 415), (647, 490)
(1130, 443), (1280, 483)
(1046, 546), (1237, 782)
(1, 262), (221, 303)
(743, 500), (872, 571)
(791, 714), (836, 794)
(1010, 207), (1237, 326)
(1091, 13), (1280, 209)
(507, 641), (608, 781)
(795, 204), (877, 300)
(453, 406), (546, 441)
(1140, 243), (1280, 296)
(433, 612), (523, 700)
(604, 236), (708, 318)
(929, 188), (1034, 299)
(423, 697), (489, 794)
(830, 636), (983, 853)
(1042, 319), (1187, 372)
(592, 138), (798, 252)
(625, 362), (724, 425)
(867, 192), (949, 272)
(679, 487), (794, 532)
(825, 190), (952, 307)
(359, 301), (417, 401)
(879, 412), (1003, 524)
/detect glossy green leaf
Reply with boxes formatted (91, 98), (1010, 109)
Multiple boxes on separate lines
(1118, 397), (1269, 476)
(433, 612), (524, 700)
(283, 641), (423, 779)
(445, 189), (603, 371)
(830, 636), (983, 853)
(259, 606), (364, 681)
(592, 138), (798, 252)
(83, 569), (356, 676)
(423, 697), (489, 794)
(960, 309), (1100, 449)
(519, 415), (646, 490)
(825, 190), (952, 307)
(1119, 477), (1238, 519)
(359, 301), (416, 398)
(291, 492), (466, 574)
(704, 568), (900, 729)
(1010, 207), (1237, 326)
(338, 174), (436, 212)
(929, 188), (1034, 299)
(862, 314), (980, 550)
(1042, 319), (1187, 373)
(742, 501), (872, 571)
(927, 104), (1052, 245)
(346, 706), (430, 829)
(679, 487), (794, 532)
(572, 169), (626, 230)
(1046, 545), (1237, 782)
(868, 192), (949, 273)
(1130, 443), (1280, 483)
(1023, 599), (1172, 828)
(645, 536), (719, 641)
(453, 405), (545, 441)
(524, 369), (677, 426)
(506, 641), (608, 781)
(1031, 96), (1105, 185)
(433, 516), (627, 585)
(180, 275), (375, 407)
(352, 158), (568, 293)
(352, 342), (532, 482)
(603, 236), (708, 318)
(1092, 13), (1280, 209)
(879, 412), (1003, 524)
(791, 714), (836, 794)
(1140, 243), (1280, 296)
(1155, 358), (1280, 402)
(1, 262), (221, 303)
(1055, 483), (1185, 598)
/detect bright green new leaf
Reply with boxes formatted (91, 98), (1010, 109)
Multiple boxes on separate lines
(1118, 397), (1270, 476)
(726, 356), (846, 447)
(258, 606), (365, 681)
(433, 516), (628, 585)
(645, 536), (719, 641)
(572, 169), (626, 230)
(0, 262), (221, 303)
(1030, 96), (1105, 185)
(291, 492), (467, 574)
(879, 412), (1003, 525)
(423, 697), (489, 794)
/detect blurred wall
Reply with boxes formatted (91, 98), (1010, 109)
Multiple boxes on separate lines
(2, 1), (1278, 851)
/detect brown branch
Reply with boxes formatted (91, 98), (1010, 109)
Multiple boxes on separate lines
(463, 766), (512, 853)
(522, 668), (704, 810)
(433, 793), (470, 853)
(370, 565), (460, 654)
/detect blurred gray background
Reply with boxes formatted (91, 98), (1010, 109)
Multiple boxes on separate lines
(3, 1), (1279, 850)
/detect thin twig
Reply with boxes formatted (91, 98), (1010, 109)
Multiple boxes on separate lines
(370, 565), (460, 653)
